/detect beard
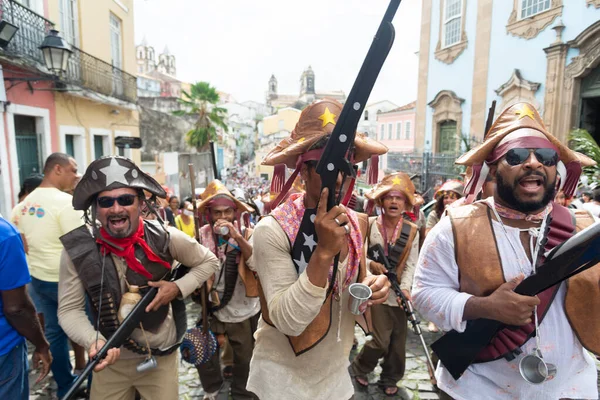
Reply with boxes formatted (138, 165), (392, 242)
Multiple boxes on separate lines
(496, 172), (556, 213)
(104, 213), (134, 238)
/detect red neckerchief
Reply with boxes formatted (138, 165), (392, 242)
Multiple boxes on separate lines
(97, 217), (171, 279)
(403, 211), (417, 222)
(493, 201), (553, 222)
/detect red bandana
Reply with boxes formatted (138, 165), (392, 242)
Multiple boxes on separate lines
(96, 217), (171, 279)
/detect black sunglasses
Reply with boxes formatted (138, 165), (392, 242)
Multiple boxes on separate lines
(97, 194), (137, 208)
(505, 148), (558, 167)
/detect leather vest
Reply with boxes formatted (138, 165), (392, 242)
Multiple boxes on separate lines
(367, 216), (418, 278)
(257, 213), (372, 356)
(448, 202), (600, 361)
(60, 220), (187, 355)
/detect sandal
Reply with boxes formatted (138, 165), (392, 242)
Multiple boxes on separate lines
(384, 386), (398, 397)
(355, 376), (369, 388)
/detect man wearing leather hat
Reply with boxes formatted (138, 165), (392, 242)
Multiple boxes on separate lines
(195, 180), (260, 400)
(57, 156), (219, 400)
(412, 103), (598, 400)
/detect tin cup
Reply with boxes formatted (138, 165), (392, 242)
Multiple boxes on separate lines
(348, 283), (372, 315)
(214, 225), (229, 236)
(519, 350), (557, 384)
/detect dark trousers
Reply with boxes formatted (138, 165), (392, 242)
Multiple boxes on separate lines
(196, 314), (259, 399)
(351, 303), (408, 387)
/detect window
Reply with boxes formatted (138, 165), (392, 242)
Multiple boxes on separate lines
(438, 121), (457, 153)
(65, 134), (75, 157)
(396, 123), (402, 140)
(110, 14), (123, 69)
(388, 123), (393, 140)
(364, 111), (369, 121)
(405, 121), (411, 139)
(380, 124), (385, 140)
(59, 0), (78, 45)
(520, 0), (551, 19)
(94, 135), (105, 159)
(443, 0), (462, 48)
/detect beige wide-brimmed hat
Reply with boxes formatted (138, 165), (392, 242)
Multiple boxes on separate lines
(458, 102), (595, 198)
(366, 172), (415, 207)
(197, 180), (253, 214)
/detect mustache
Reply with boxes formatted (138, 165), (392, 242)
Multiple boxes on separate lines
(107, 213), (129, 220)
(517, 171), (547, 184)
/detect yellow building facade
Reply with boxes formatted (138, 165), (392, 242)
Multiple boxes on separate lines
(47, 0), (140, 167)
(255, 107), (301, 179)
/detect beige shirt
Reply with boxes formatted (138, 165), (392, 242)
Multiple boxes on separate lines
(365, 217), (419, 307)
(58, 226), (219, 358)
(247, 217), (356, 400)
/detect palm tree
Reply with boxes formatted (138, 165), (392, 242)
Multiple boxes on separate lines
(568, 128), (600, 187)
(173, 82), (228, 152)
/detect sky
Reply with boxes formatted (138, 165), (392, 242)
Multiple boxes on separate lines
(134, 0), (422, 107)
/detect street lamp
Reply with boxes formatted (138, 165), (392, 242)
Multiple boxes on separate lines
(39, 30), (72, 75)
(0, 21), (19, 49)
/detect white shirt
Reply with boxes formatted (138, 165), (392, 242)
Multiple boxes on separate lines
(582, 202), (600, 218)
(247, 217), (356, 400)
(412, 205), (598, 400)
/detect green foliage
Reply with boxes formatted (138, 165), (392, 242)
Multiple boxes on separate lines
(173, 82), (228, 151)
(568, 128), (600, 186)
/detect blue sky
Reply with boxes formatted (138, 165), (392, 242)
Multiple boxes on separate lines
(134, 0), (421, 107)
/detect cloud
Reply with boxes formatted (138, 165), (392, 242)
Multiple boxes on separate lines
(134, 0), (421, 106)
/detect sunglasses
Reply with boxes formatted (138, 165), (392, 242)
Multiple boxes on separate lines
(505, 148), (558, 167)
(97, 194), (137, 208)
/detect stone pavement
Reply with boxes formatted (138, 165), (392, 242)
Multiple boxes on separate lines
(26, 301), (600, 400)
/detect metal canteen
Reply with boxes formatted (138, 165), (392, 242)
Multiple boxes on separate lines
(519, 349), (557, 384)
(214, 226), (229, 236)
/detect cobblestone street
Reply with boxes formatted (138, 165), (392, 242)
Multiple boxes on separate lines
(26, 301), (600, 400)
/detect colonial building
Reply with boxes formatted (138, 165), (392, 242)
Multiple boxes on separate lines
(0, 0), (139, 216)
(255, 107), (302, 180)
(357, 100), (399, 140)
(136, 40), (181, 98)
(415, 0), (600, 153)
(376, 101), (417, 174)
(266, 66), (346, 110)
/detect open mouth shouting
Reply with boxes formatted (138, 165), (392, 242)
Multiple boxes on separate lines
(107, 214), (130, 232)
(518, 174), (545, 195)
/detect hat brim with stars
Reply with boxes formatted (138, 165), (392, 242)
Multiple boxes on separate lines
(73, 156), (166, 210)
(261, 98), (387, 168)
(456, 102), (594, 167)
(366, 172), (415, 206)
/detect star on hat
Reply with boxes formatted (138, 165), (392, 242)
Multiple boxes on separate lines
(100, 158), (130, 186)
(515, 104), (535, 121)
(318, 107), (336, 127)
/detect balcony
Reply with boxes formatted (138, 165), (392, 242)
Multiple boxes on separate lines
(0, 0), (137, 103)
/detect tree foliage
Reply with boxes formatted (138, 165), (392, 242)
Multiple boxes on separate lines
(173, 82), (228, 151)
(568, 128), (600, 187)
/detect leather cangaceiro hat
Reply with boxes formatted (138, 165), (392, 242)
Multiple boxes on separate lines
(73, 156), (165, 210)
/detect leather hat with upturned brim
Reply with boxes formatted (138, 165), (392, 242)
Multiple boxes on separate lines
(197, 180), (253, 214)
(73, 156), (165, 211)
(366, 172), (416, 207)
(435, 180), (464, 199)
(261, 98), (387, 168)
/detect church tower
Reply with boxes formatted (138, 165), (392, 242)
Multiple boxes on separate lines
(268, 74), (278, 99)
(135, 37), (156, 74)
(157, 46), (176, 76)
(299, 66), (315, 103)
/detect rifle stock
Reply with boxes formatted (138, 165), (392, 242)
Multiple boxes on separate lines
(61, 287), (159, 400)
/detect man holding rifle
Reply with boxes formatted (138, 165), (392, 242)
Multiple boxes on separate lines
(350, 172), (419, 397)
(247, 99), (390, 400)
(195, 180), (259, 400)
(412, 102), (599, 400)
(57, 156), (219, 400)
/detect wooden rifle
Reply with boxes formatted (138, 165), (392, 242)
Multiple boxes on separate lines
(315, 0), (400, 291)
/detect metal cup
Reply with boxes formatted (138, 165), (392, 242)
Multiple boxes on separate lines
(519, 350), (557, 384)
(136, 356), (158, 373)
(348, 283), (372, 315)
(214, 225), (229, 236)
